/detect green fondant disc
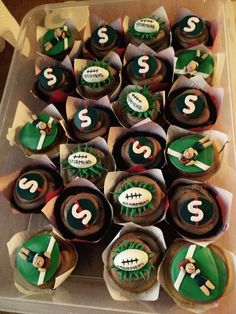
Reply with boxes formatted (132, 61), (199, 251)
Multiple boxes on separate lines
(179, 15), (204, 36)
(92, 25), (117, 48)
(38, 67), (64, 91)
(16, 173), (45, 201)
(16, 234), (60, 286)
(42, 26), (73, 57)
(131, 55), (158, 79)
(175, 92), (206, 119)
(66, 198), (97, 230)
(73, 105), (99, 131)
(179, 197), (214, 225)
(170, 245), (227, 302)
(19, 114), (58, 152)
(128, 137), (154, 164)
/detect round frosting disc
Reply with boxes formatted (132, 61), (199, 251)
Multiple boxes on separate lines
(92, 24), (117, 48)
(68, 151), (97, 169)
(16, 172), (47, 201)
(82, 66), (109, 83)
(134, 18), (160, 34)
(73, 105), (99, 131)
(131, 55), (158, 79)
(126, 92), (149, 113)
(118, 187), (152, 208)
(179, 15), (204, 36)
(39, 67), (64, 91)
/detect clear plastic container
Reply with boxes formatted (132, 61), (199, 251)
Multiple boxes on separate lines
(0, 0), (236, 313)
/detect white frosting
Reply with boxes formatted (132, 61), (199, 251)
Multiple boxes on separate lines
(134, 18), (160, 34)
(118, 187), (152, 208)
(78, 108), (92, 128)
(18, 178), (39, 193)
(71, 205), (92, 225)
(183, 95), (198, 114)
(183, 17), (200, 33)
(98, 27), (109, 44)
(68, 152), (97, 169)
(187, 200), (204, 222)
(127, 92), (149, 113)
(114, 249), (149, 271)
(82, 66), (109, 83)
(43, 68), (57, 86)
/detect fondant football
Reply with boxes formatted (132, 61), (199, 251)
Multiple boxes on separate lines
(127, 92), (149, 113)
(68, 152), (97, 169)
(134, 18), (160, 34)
(118, 187), (152, 208)
(113, 248), (149, 271)
(82, 66), (109, 83)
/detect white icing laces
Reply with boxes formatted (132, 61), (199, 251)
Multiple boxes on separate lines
(68, 152), (97, 169)
(82, 66), (109, 83)
(118, 187), (152, 208)
(114, 249), (148, 271)
(134, 18), (160, 34)
(127, 92), (149, 113)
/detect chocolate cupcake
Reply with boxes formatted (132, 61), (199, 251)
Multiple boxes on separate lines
(89, 24), (124, 58)
(41, 25), (74, 60)
(167, 183), (223, 239)
(175, 49), (215, 84)
(124, 54), (171, 88)
(54, 184), (112, 240)
(107, 231), (163, 292)
(166, 134), (219, 180)
(61, 144), (115, 187)
(78, 60), (120, 100)
(172, 15), (211, 49)
(69, 103), (110, 142)
(11, 164), (63, 214)
(110, 174), (165, 225)
(113, 131), (166, 171)
(165, 88), (217, 129)
(33, 66), (75, 105)
(158, 239), (232, 308)
(113, 85), (162, 127)
(18, 113), (65, 156)
(127, 17), (169, 51)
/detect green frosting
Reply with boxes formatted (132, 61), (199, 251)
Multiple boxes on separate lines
(110, 240), (155, 281)
(179, 197), (214, 225)
(128, 18), (165, 40)
(167, 134), (215, 174)
(16, 172), (45, 201)
(112, 180), (157, 218)
(175, 91), (206, 119)
(19, 114), (58, 152)
(170, 245), (227, 302)
(16, 234), (60, 286)
(131, 55), (158, 79)
(128, 136), (154, 164)
(42, 26), (73, 57)
(179, 15), (204, 36)
(38, 67), (64, 91)
(73, 104), (99, 131)
(66, 198), (97, 230)
(175, 50), (214, 78)
(120, 86), (160, 119)
(61, 145), (107, 180)
(92, 24), (117, 48)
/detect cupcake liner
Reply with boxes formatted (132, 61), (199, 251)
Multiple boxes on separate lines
(74, 51), (123, 101)
(104, 169), (168, 226)
(0, 156), (63, 214)
(123, 6), (171, 52)
(123, 44), (175, 91)
(107, 119), (167, 172)
(6, 102), (67, 159)
(41, 177), (113, 243)
(59, 136), (116, 186)
(7, 225), (78, 294)
(164, 76), (224, 131)
(158, 238), (236, 313)
(112, 84), (165, 128)
(83, 15), (125, 59)
(166, 178), (232, 245)
(165, 125), (228, 181)
(102, 223), (167, 301)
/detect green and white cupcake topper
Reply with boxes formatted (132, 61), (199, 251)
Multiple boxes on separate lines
(129, 17), (165, 40)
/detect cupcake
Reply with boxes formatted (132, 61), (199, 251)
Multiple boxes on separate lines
(167, 182), (223, 240)
(41, 25), (74, 60)
(11, 164), (63, 214)
(165, 88), (217, 129)
(69, 103), (110, 142)
(166, 134), (219, 180)
(110, 174), (165, 225)
(78, 59), (120, 100)
(172, 15), (210, 49)
(60, 143), (115, 187)
(125, 54), (171, 88)
(113, 85), (162, 127)
(158, 239), (233, 309)
(175, 49), (215, 84)
(33, 66), (75, 105)
(107, 231), (163, 292)
(127, 17), (168, 51)
(54, 183), (112, 241)
(18, 113), (65, 156)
